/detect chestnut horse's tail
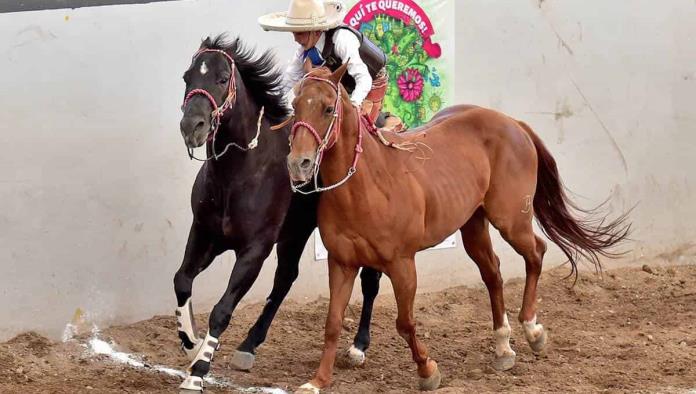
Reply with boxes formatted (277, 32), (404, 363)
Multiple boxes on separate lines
(517, 121), (631, 278)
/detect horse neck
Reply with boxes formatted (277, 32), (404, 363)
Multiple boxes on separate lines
(207, 76), (285, 176)
(319, 99), (389, 201)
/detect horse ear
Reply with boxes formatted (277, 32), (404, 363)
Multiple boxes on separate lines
(200, 36), (211, 49)
(330, 60), (349, 84)
(302, 57), (313, 74)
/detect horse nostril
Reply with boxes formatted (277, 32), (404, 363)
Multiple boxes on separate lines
(300, 158), (313, 171)
(180, 116), (207, 135)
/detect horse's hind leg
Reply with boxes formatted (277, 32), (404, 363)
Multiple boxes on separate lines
(504, 223), (547, 353)
(485, 195), (548, 354)
(344, 267), (382, 367)
(173, 224), (222, 360)
(460, 208), (516, 371)
(232, 203), (317, 371)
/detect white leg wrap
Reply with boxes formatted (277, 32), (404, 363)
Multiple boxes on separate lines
(176, 298), (203, 359)
(298, 382), (320, 394)
(188, 331), (219, 370)
(179, 375), (204, 391)
(180, 332), (219, 391)
(494, 314), (515, 357)
(523, 315), (544, 343)
(346, 344), (366, 366)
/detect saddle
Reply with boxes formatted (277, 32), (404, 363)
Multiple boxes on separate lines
(375, 111), (406, 133)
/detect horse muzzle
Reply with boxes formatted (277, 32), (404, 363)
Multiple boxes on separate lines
(180, 114), (211, 148)
(287, 154), (316, 183)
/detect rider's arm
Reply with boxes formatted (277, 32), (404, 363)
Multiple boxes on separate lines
(332, 29), (373, 107)
(282, 46), (305, 110)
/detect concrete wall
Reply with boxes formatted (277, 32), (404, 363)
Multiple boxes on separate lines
(1, 0), (695, 341)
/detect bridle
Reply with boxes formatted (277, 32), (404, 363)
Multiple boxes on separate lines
(289, 74), (369, 194)
(181, 49), (262, 161)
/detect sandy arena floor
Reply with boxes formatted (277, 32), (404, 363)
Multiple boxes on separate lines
(1, 263), (695, 393)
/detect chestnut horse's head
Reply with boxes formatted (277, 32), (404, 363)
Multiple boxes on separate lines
(287, 60), (349, 183)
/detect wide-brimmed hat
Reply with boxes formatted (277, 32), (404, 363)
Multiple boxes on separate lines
(258, 0), (346, 32)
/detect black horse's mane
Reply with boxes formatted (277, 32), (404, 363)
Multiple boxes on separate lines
(201, 34), (289, 122)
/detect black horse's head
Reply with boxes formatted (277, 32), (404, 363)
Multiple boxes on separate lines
(180, 38), (237, 148)
(179, 35), (289, 150)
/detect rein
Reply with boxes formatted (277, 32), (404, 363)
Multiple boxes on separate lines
(182, 49), (263, 161)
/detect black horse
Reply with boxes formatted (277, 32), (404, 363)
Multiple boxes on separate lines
(175, 35), (382, 391)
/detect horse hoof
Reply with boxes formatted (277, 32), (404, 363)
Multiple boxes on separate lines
(295, 382), (320, 394)
(179, 375), (203, 392)
(230, 350), (255, 371)
(418, 362), (441, 391)
(528, 328), (548, 354)
(344, 345), (366, 367)
(492, 351), (516, 371)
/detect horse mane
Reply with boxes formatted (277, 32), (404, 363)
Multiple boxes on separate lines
(201, 34), (289, 122)
(307, 66), (333, 76)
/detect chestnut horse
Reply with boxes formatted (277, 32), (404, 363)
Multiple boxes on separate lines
(285, 63), (629, 392)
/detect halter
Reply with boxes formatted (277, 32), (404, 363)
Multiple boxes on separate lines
(181, 49), (263, 161)
(290, 74), (369, 194)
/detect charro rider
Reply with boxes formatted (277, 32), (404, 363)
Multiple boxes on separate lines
(258, 0), (401, 129)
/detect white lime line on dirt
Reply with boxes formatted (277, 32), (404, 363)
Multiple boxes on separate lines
(86, 335), (286, 394)
(61, 310), (286, 393)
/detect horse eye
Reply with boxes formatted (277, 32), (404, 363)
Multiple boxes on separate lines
(218, 77), (229, 85)
(325, 106), (335, 114)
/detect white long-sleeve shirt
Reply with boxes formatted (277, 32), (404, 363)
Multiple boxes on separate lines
(283, 29), (373, 108)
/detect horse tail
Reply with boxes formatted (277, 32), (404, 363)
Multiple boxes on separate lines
(518, 120), (631, 279)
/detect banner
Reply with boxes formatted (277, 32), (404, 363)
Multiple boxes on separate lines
(345, 0), (454, 128)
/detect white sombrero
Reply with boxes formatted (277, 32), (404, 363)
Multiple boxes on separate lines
(258, 0), (346, 32)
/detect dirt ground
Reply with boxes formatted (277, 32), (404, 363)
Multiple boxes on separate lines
(2, 263), (695, 394)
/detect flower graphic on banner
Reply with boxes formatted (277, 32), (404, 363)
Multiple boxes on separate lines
(345, 0), (448, 127)
(397, 68), (424, 102)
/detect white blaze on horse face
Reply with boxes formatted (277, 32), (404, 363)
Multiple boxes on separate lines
(494, 313), (515, 357)
(200, 61), (209, 75)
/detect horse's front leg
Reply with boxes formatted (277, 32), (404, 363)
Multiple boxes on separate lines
(173, 223), (222, 360)
(179, 240), (274, 392)
(298, 259), (358, 394)
(344, 267), (382, 367)
(389, 258), (441, 391)
(232, 214), (316, 370)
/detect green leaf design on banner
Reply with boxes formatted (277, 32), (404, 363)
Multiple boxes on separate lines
(359, 16), (446, 128)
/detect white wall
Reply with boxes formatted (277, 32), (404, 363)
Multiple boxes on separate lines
(1, 0), (695, 341)
(455, 0), (696, 258)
